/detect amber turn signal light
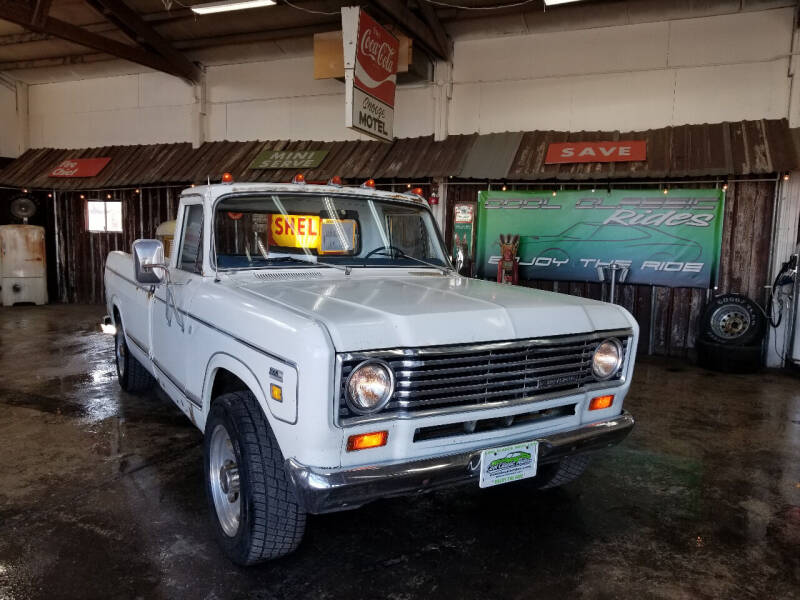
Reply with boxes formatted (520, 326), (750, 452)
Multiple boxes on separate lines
(347, 431), (388, 451)
(270, 384), (282, 402)
(589, 395), (614, 410)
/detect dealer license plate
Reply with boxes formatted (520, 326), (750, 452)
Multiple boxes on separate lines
(479, 441), (538, 488)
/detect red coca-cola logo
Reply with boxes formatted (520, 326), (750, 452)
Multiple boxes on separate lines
(360, 27), (396, 74)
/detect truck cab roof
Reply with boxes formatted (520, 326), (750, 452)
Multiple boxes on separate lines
(180, 182), (429, 208)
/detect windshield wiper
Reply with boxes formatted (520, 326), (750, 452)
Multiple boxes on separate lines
(363, 246), (452, 275)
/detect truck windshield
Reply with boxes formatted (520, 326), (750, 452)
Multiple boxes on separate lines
(214, 194), (449, 270)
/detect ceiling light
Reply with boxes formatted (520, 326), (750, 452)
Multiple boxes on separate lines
(543, 0), (588, 5)
(191, 0), (275, 15)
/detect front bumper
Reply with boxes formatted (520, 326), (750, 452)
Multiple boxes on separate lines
(286, 411), (634, 514)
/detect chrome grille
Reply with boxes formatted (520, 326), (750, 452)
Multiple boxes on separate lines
(338, 331), (630, 421)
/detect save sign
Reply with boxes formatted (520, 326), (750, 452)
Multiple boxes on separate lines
(342, 7), (398, 141)
(475, 189), (725, 288)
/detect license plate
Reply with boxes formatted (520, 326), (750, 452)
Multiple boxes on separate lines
(479, 441), (538, 488)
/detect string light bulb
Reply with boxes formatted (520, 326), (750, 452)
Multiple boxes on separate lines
(784, 173), (791, 181)
(722, 183), (728, 191)
(663, 188), (669, 195)
(501, 184), (507, 191)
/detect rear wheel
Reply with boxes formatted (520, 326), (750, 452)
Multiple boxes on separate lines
(204, 391), (306, 565)
(538, 454), (591, 489)
(114, 319), (154, 393)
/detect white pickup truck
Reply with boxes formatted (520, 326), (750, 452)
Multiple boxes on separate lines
(104, 177), (638, 565)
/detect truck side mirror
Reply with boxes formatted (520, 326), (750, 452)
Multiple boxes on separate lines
(133, 239), (166, 285)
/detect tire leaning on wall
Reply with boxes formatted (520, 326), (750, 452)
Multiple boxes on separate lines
(699, 293), (766, 346)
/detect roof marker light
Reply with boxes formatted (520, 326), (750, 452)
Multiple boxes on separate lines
(362, 178), (376, 189)
(292, 173), (306, 185)
(221, 172), (234, 184)
(411, 187), (424, 196)
(328, 175), (342, 187)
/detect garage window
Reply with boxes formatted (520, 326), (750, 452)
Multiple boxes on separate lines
(87, 201), (123, 233)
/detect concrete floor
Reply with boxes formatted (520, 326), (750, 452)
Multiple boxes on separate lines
(0, 305), (798, 600)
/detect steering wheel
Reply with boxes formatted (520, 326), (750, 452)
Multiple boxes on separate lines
(363, 245), (406, 267)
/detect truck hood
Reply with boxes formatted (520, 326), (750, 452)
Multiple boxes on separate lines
(232, 274), (634, 351)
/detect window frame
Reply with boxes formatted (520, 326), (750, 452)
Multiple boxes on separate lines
(85, 200), (123, 233)
(177, 203), (205, 275)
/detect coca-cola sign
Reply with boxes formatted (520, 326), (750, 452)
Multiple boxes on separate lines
(49, 157), (111, 178)
(343, 7), (398, 141)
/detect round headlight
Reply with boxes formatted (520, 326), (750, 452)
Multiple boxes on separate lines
(592, 338), (622, 380)
(345, 360), (395, 414)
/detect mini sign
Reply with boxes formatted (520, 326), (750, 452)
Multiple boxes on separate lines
(49, 157), (111, 177)
(342, 7), (399, 142)
(249, 149), (329, 170)
(545, 141), (646, 164)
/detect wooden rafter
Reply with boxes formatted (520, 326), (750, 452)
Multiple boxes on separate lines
(372, 0), (449, 61)
(84, 0), (201, 83)
(415, 0), (451, 61)
(0, 0), (199, 81)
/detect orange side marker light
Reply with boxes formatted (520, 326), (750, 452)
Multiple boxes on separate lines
(589, 395), (614, 411)
(347, 431), (388, 451)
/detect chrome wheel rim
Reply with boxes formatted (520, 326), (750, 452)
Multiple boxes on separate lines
(115, 329), (126, 377)
(209, 424), (241, 537)
(711, 305), (751, 340)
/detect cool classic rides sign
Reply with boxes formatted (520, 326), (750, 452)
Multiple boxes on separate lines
(475, 189), (725, 288)
(341, 7), (399, 141)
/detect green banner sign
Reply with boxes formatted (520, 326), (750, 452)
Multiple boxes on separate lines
(475, 189), (725, 288)
(249, 149), (329, 170)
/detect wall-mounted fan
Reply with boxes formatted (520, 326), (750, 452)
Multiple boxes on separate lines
(10, 196), (37, 224)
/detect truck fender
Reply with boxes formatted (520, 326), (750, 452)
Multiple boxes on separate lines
(201, 351), (271, 428)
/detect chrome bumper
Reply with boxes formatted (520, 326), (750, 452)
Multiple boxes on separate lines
(286, 411), (634, 514)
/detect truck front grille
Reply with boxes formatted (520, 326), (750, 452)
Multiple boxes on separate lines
(337, 330), (630, 422)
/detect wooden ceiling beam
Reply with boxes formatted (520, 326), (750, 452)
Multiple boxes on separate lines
(0, 0), (193, 80)
(372, 0), (449, 61)
(415, 0), (452, 61)
(85, 0), (201, 82)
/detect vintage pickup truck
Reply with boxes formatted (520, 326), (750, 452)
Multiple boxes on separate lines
(104, 176), (637, 565)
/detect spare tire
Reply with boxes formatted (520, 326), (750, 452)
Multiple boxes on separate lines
(696, 338), (762, 373)
(700, 293), (766, 346)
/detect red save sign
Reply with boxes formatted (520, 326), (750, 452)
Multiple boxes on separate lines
(49, 158), (112, 177)
(354, 10), (398, 108)
(545, 142), (646, 164)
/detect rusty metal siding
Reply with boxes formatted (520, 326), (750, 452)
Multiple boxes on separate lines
(507, 119), (796, 181)
(1, 120), (794, 191)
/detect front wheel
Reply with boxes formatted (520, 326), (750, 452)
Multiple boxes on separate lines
(204, 391), (306, 565)
(537, 454), (591, 489)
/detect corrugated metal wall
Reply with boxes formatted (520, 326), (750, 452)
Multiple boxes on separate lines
(54, 187), (180, 304)
(444, 179), (777, 357)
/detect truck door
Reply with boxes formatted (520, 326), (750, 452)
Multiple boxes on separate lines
(150, 202), (204, 408)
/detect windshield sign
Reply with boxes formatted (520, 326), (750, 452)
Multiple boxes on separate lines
(214, 194), (447, 271)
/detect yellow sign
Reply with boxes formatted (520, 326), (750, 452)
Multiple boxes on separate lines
(270, 214), (321, 249)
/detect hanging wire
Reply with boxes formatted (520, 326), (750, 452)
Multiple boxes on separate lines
(420, 0), (538, 9)
(282, 0), (341, 15)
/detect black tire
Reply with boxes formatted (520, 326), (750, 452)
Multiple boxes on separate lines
(696, 337), (762, 373)
(114, 318), (155, 393)
(700, 294), (766, 346)
(538, 454), (590, 489)
(204, 391), (306, 565)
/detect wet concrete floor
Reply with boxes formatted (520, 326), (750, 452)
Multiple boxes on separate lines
(0, 304), (798, 599)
